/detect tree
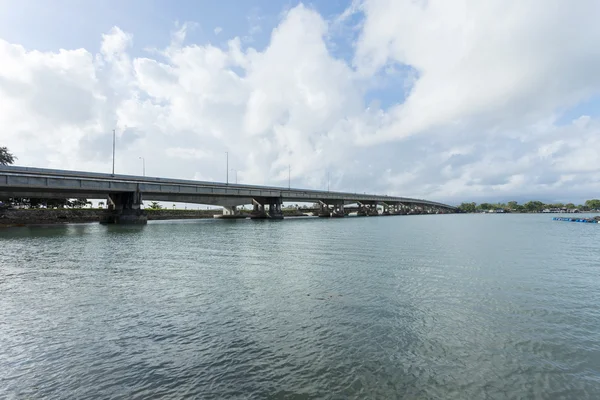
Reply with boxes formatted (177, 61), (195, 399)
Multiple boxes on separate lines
(98, 202), (105, 209)
(458, 202), (477, 213)
(524, 201), (545, 212)
(28, 198), (46, 208)
(0, 147), (16, 165)
(507, 201), (519, 210)
(46, 198), (69, 209)
(478, 203), (493, 211)
(148, 201), (162, 210)
(566, 203), (576, 209)
(584, 199), (600, 210)
(71, 198), (90, 208)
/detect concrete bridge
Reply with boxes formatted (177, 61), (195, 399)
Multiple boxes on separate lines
(0, 166), (456, 224)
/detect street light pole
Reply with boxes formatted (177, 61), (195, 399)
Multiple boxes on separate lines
(226, 151), (229, 184)
(112, 129), (116, 175)
(139, 157), (145, 177)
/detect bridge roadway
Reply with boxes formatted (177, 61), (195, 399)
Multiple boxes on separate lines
(0, 165), (456, 224)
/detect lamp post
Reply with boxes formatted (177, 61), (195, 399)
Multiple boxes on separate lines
(225, 151), (229, 184)
(139, 156), (145, 177)
(112, 129), (116, 175)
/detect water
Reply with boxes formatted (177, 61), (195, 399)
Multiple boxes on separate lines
(1, 214), (599, 399)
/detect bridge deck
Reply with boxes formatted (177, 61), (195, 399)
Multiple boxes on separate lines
(0, 166), (455, 209)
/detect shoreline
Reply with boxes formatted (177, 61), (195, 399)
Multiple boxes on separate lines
(0, 208), (310, 227)
(4, 208), (597, 227)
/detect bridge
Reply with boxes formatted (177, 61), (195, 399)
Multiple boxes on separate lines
(0, 165), (456, 224)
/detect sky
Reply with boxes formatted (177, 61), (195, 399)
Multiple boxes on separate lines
(2, 0), (600, 205)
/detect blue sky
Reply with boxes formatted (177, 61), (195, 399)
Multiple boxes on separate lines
(0, 0), (351, 53)
(0, 0), (405, 110)
(2, 0), (600, 204)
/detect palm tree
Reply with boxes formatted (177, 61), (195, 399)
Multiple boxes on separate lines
(0, 147), (16, 165)
(148, 201), (162, 210)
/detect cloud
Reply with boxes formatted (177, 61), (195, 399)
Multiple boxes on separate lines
(2, 2), (600, 204)
(354, 0), (600, 145)
(100, 27), (132, 61)
(165, 147), (209, 160)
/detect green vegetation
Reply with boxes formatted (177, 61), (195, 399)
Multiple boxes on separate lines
(584, 199), (600, 209)
(458, 200), (600, 213)
(282, 208), (308, 216)
(147, 201), (162, 210)
(2, 197), (92, 209)
(0, 147), (16, 166)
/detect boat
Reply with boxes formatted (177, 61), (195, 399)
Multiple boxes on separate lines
(552, 216), (600, 223)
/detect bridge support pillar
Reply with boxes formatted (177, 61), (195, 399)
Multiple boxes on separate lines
(367, 203), (379, 216)
(331, 202), (345, 218)
(356, 202), (378, 216)
(268, 198), (284, 219)
(382, 203), (391, 216)
(251, 198), (283, 219)
(356, 202), (367, 217)
(409, 204), (423, 215)
(318, 201), (331, 218)
(215, 205), (246, 219)
(224, 206), (238, 215)
(251, 199), (267, 219)
(100, 190), (147, 225)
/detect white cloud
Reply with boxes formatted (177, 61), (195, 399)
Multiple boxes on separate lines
(2, 2), (600, 204)
(100, 27), (132, 61)
(165, 147), (209, 160)
(354, 0), (600, 145)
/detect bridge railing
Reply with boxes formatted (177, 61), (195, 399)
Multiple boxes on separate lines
(0, 165), (455, 209)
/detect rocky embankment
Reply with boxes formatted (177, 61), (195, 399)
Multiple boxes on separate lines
(0, 208), (311, 226)
(0, 209), (219, 227)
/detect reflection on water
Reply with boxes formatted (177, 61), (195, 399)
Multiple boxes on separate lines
(1, 214), (600, 399)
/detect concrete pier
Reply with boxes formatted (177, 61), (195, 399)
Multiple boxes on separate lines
(381, 203), (391, 216)
(250, 199), (267, 219)
(268, 198), (284, 219)
(331, 203), (345, 218)
(318, 201), (331, 217)
(356, 203), (368, 216)
(100, 190), (147, 224)
(356, 201), (379, 216)
(214, 205), (247, 219)
(251, 198), (283, 219)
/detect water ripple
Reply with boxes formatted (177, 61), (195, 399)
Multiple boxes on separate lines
(1, 215), (600, 398)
